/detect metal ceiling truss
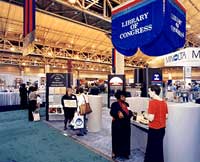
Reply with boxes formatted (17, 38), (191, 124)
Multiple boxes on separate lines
(0, 51), (112, 72)
(3, 0), (121, 32)
(0, 36), (147, 69)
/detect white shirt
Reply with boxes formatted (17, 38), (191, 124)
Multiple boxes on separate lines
(77, 93), (88, 112)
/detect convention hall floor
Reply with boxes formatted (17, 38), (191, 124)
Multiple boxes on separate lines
(46, 107), (144, 162)
(0, 107), (144, 162)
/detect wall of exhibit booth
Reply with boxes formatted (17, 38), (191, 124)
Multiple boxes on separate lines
(0, 64), (200, 87)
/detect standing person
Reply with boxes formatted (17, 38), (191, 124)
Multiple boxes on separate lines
(88, 83), (99, 95)
(144, 85), (168, 162)
(61, 87), (78, 130)
(28, 86), (37, 121)
(110, 90), (133, 159)
(76, 87), (88, 136)
(19, 83), (28, 109)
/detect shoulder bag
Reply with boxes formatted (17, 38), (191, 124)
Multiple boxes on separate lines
(79, 95), (92, 115)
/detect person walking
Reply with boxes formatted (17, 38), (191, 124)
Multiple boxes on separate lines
(110, 90), (133, 160)
(76, 87), (88, 136)
(144, 85), (168, 162)
(61, 87), (78, 130)
(28, 86), (37, 121)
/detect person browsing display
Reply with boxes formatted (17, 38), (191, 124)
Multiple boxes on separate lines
(143, 85), (168, 162)
(110, 90), (133, 160)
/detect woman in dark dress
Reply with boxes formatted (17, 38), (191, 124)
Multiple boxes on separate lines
(19, 83), (28, 109)
(110, 90), (133, 159)
(61, 87), (78, 130)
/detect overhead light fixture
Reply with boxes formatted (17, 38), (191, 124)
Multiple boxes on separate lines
(68, 0), (76, 4)
(198, 34), (200, 39)
(186, 24), (191, 29)
(10, 47), (15, 51)
(47, 52), (52, 56)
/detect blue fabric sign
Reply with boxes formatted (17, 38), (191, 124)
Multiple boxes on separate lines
(111, 0), (186, 56)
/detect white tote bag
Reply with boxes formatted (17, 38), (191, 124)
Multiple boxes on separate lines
(72, 112), (84, 129)
(32, 111), (40, 121)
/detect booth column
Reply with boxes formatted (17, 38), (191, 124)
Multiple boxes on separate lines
(183, 66), (192, 85)
(115, 50), (124, 75)
(87, 95), (103, 132)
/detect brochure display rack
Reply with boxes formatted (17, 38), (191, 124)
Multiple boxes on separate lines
(46, 73), (70, 121)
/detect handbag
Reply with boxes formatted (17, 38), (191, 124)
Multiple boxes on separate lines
(32, 111), (40, 121)
(79, 95), (92, 115)
(73, 113), (84, 129)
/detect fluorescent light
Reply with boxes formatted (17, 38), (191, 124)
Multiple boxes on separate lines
(68, 0), (76, 4)
(10, 47), (15, 51)
(186, 24), (191, 29)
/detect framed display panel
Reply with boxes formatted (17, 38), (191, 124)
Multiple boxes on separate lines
(46, 73), (71, 121)
(108, 74), (125, 108)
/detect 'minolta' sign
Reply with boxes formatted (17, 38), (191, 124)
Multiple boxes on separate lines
(164, 48), (200, 67)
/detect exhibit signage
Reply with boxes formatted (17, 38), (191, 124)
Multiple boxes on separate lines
(152, 73), (162, 82)
(47, 73), (67, 87)
(164, 48), (200, 67)
(111, 0), (186, 56)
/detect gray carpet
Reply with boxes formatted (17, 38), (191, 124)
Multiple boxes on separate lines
(47, 107), (145, 162)
(0, 109), (111, 162)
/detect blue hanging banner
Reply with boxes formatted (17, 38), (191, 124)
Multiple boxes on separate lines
(140, 0), (186, 56)
(111, 0), (186, 57)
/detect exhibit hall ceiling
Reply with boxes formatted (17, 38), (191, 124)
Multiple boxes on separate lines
(0, 0), (200, 69)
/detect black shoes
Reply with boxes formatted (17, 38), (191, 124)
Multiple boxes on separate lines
(77, 133), (84, 136)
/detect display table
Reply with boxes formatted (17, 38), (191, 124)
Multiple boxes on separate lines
(130, 102), (200, 162)
(87, 95), (103, 132)
(0, 92), (20, 106)
(131, 121), (148, 152)
(126, 97), (149, 112)
(0, 91), (45, 109)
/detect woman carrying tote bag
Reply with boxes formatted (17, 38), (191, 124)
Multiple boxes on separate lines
(76, 87), (89, 136)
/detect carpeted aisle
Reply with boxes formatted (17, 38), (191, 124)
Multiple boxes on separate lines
(0, 110), (110, 162)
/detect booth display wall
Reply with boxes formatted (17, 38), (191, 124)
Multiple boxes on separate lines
(163, 67), (200, 81)
(46, 73), (70, 121)
(134, 68), (162, 97)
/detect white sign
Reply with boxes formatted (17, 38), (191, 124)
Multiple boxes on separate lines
(164, 47), (200, 67)
(184, 66), (192, 78)
(64, 100), (77, 108)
